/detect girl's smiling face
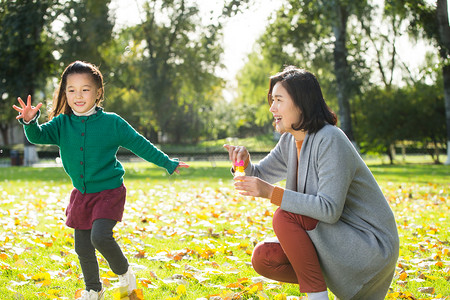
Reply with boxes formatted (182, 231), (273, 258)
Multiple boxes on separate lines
(269, 82), (303, 137)
(66, 73), (102, 115)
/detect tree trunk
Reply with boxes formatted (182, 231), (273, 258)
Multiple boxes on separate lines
(0, 124), (9, 146)
(433, 140), (440, 164)
(332, 2), (355, 144)
(149, 127), (159, 144)
(443, 64), (450, 164)
(436, 0), (450, 164)
(386, 143), (394, 165)
(389, 143), (396, 164)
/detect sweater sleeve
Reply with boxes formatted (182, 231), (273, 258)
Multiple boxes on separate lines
(270, 186), (285, 206)
(246, 133), (289, 183)
(117, 117), (179, 174)
(19, 111), (61, 146)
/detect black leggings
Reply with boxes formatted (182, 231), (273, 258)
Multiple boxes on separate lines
(74, 219), (129, 291)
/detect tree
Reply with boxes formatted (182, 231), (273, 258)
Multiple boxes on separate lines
(0, 0), (57, 163)
(234, 50), (280, 135)
(389, 0), (450, 164)
(57, 0), (114, 68)
(436, 0), (450, 164)
(357, 77), (446, 164)
(252, 0), (375, 145)
(125, 0), (249, 144)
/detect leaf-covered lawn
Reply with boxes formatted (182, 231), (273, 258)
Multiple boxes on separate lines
(0, 162), (449, 299)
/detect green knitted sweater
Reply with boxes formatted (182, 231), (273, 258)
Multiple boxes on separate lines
(21, 108), (179, 193)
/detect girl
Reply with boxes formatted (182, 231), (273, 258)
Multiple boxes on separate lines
(13, 60), (189, 300)
(223, 66), (399, 300)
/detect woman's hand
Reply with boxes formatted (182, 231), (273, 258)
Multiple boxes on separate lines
(234, 175), (275, 199)
(223, 144), (250, 164)
(13, 95), (42, 123)
(174, 161), (189, 174)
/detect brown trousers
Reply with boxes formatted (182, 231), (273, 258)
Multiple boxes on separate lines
(251, 208), (327, 293)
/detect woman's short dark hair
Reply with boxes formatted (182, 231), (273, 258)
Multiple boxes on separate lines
(268, 66), (337, 133)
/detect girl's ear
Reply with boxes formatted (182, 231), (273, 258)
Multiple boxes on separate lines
(96, 88), (103, 101)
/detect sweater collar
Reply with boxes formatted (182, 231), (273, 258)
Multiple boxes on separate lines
(72, 105), (97, 116)
(70, 107), (103, 121)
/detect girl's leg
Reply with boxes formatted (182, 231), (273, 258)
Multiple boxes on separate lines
(74, 229), (102, 292)
(271, 208), (327, 293)
(90, 219), (129, 275)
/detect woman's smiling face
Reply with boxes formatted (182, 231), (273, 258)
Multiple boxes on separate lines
(65, 73), (102, 115)
(269, 82), (302, 136)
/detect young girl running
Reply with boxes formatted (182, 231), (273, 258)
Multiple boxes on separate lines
(13, 60), (189, 300)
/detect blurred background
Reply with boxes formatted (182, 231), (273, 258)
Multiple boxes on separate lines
(0, 0), (449, 166)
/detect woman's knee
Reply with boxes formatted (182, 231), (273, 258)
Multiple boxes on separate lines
(251, 242), (285, 276)
(251, 242), (268, 275)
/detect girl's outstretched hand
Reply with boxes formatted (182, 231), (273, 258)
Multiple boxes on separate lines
(174, 161), (189, 174)
(13, 95), (42, 123)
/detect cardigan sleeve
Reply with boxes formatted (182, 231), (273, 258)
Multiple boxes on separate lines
(246, 133), (290, 184)
(116, 116), (179, 174)
(19, 111), (61, 146)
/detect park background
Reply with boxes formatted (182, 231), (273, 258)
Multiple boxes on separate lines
(0, 0), (449, 299)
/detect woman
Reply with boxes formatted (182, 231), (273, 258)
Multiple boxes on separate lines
(223, 66), (399, 300)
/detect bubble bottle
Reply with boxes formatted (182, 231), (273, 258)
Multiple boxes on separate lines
(234, 160), (245, 178)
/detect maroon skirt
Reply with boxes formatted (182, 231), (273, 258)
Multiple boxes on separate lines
(65, 184), (126, 230)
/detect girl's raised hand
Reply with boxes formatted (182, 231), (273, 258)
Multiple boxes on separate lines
(13, 95), (42, 123)
(174, 161), (189, 174)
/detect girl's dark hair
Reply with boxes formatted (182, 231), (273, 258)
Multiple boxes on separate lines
(268, 66), (337, 133)
(49, 61), (104, 119)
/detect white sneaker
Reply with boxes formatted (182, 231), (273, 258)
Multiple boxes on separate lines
(77, 288), (105, 300)
(118, 267), (137, 295)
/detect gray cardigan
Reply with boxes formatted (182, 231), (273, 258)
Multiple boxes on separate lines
(247, 125), (399, 299)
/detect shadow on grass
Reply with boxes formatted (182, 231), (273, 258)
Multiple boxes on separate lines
(124, 161), (232, 183)
(2, 161), (448, 186)
(1, 166), (70, 182)
(0, 162), (234, 184)
(369, 163), (450, 185)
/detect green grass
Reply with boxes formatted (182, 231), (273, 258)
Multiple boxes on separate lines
(0, 160), (449, 299)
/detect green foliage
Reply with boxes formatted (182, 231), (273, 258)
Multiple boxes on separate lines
(237, 0), (373, 137)
(101, 27), (146, 132)
(234, 51), (278, 132)
(355, 79), (446, 162)
(2, 0), (448, 157)
(109, 0), (227, 144)
(57, 0), (114, 67)
(235, 0), (447, 164)
(0, 0), (57, 143)
(1, 0), (252, 147)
